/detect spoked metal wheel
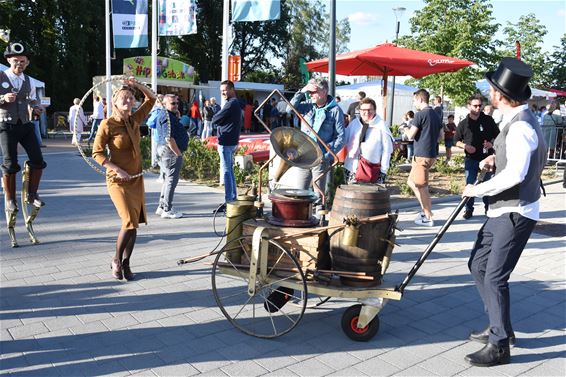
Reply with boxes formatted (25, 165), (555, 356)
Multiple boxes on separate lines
(212, 236), (308, 338)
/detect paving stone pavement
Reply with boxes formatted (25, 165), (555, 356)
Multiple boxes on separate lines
(1, 148), (565, 376)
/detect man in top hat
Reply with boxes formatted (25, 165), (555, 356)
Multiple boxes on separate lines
(0, 42), (46, 214)
(462, 57), (546, 367)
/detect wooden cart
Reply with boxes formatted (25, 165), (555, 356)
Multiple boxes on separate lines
(210, 213), (403, 342)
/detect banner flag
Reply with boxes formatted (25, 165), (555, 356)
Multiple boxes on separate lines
(232, 0), (280, 22)
(112, 0), (148, 48)
(123, 56), (195, 83)
(158, 0), (198, 36)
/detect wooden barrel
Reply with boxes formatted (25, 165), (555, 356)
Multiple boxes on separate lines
(328, 184), (391, 287)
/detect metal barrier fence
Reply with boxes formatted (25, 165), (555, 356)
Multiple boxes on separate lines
(546, 125), (566, 164)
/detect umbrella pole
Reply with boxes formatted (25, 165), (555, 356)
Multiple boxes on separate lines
(382, 72), (388, 121)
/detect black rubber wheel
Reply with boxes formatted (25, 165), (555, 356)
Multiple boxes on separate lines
(341, 304), (379, 342)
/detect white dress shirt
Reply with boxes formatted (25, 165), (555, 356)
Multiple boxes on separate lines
(3, 69), (37, 101)
(473, 105), (540, 221)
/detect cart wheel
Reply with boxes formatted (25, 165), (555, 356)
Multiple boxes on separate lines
(341, 304), (379, 342)
(212, 236), (308, 338)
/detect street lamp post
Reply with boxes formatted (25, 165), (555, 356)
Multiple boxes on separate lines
(387, 6), (406, 128)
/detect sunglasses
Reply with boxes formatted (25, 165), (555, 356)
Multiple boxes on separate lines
(169, 102), (179, 105)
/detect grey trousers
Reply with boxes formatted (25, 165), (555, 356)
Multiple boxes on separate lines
(158, 149), (183, 212)
(468, 212), (536, 346)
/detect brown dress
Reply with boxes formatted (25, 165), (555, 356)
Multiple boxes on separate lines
(92, 97), (155, 229)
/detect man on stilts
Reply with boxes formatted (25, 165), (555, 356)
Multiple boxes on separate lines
(0, 42), (46, 247)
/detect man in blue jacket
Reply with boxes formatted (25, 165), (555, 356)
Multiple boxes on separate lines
(288, 77), (345, 199)
(212, 80), (242, 205)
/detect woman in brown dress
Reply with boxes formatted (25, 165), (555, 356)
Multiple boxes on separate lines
(92, 79), (156, 280)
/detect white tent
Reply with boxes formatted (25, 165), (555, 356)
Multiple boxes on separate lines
(476, 79), (556, 99)
(452, 80), (559, 123)
(335, 80), (418, 126)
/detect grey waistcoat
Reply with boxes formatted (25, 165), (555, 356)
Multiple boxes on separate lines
(0, 71), (36, 124)
(488, 109), (547, 209)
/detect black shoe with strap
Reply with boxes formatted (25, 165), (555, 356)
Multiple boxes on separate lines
(27, 193), (45, 207)
(463, 209), (473, 220)
(469, 326), (516, 346)
(465, 343), (510, 367)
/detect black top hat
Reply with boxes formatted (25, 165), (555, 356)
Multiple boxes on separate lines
(4, 42), (30, 59)
(485, 58), (532, 102)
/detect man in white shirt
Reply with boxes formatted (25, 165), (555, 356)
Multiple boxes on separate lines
(462, 58), (546, 367)
(0, 43), (46, 218)
(68, 98), (87, 146)
(87, 96), (104, 145)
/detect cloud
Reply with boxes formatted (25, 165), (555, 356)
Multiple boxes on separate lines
(348, 12), (379, 26)
(557, 8), (565, 17)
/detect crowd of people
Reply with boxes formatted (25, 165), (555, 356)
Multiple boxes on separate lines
(0, 41), (560, 368)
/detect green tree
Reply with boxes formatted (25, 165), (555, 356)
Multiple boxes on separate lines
(321, 16), (351, 56)
(282, 0), (350, 90)
(398, 0), (499, 106)
(169, 0), (223, 83)
(500, 14), (548, 87)
(231, 2), (290, 79)
(1, 0), (106, 112)
(544, 34), (566, 89)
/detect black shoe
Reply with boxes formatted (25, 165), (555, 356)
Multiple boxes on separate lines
(122, 259), (135, 281)
(465, 343), (510, 367)
(27, 193), (45, 207)
(463, 209), (473, 219)
(469, 326), (516, 346)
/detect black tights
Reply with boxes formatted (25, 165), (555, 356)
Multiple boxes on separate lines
(115, 228), (137, 262)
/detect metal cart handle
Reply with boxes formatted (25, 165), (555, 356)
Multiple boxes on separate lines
(396, 170), (488, 294)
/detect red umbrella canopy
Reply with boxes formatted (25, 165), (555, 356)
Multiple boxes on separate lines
(306, 43), (474, 78)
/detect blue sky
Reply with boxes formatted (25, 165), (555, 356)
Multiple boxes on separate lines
(336, 0), (565, 54)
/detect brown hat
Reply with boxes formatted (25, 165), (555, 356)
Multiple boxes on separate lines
(485, 57), (532, 102)
(4, 42), (30, 59)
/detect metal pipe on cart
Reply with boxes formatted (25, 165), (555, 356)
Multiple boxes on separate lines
(396, 172), (486, 294)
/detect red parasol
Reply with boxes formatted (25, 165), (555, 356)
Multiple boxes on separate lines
(306, 43), (474, 118)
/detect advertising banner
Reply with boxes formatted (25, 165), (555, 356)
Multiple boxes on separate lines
(232, 0), (280, 22)
(158, 0), (197, 36)
(123, 56), (195, 83)
(112, 0), (149, 48)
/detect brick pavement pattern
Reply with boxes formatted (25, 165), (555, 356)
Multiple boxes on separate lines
(1, 146), (565, 376)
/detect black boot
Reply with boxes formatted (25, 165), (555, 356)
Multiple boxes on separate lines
(465, 343), (510, 367)
(2, 174), (18, 212)
(469, 326), (515, 346)
(27, 168), (45, 207)
(122, 258), (135, 281)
